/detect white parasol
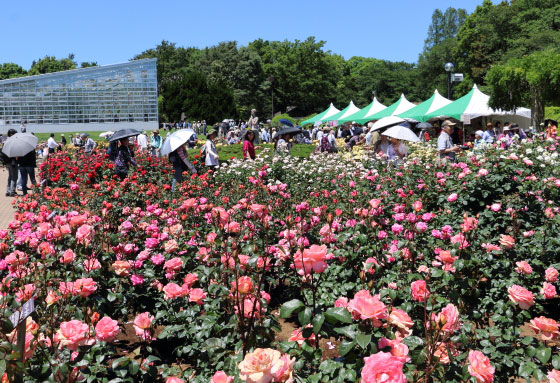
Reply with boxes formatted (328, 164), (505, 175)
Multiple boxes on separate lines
(382, 125), (420, 143)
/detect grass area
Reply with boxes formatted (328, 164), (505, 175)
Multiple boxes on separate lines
(33, 132), (106, 143)
(30, 130), (316, 160)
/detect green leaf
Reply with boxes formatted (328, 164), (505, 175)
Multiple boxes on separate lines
(324, 307), (353, 324)
(519, 362), (535, 377)
(338, 340), (356, 356)
(356, 333), (371, 349)
(280, 299), (305, 318)
(536, 346), (551, 364)
(129, 360), (139, 375)
(298, 307), (312, 326)
(552, 355), (560, 369)
(402, 336), (424, 350)
(312, 313), (325, 333)
(0, 360), (5, 377)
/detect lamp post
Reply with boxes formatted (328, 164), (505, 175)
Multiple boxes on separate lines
(444, 62), (454, 99)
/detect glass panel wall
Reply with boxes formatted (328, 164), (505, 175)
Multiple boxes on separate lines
(0, 59), (158, 126)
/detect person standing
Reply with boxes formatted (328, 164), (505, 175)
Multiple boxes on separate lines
(114, 138), (137, 180)
(47, 133), (59, 154)
(4, 129), (18, 196)
(60, 134), (67, 147)
(204, 128), (219, 168)
(327, 127), (337, 153)
(17, 148), (36, 195)
(243, 130), (256, 160)
(82, 134), (97, 154)
(137, 131), (148, 152)
(437, 120), (461, 161)
(482, 122), (495, 144)
(387, 137), (408, 162)
(149, 130), (162, 157)
(169, 144), (197, 191)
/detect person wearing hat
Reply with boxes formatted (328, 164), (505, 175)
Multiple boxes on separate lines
(60, 134), (67, 148)
(474, 130), (486, 149)
(511, 123), (527, 140)
(482, 122), (495, 144)
(437, 120), (461, 161)
(497, 125), (514, 148)
(203, 128), (219, 168)
(149, 130), (162, 157)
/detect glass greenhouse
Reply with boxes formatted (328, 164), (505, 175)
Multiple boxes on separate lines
(0, 58), (158, 132)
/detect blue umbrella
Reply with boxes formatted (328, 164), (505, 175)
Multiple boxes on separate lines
(279, 119), (294, 127)
(416, 122), (433, 129)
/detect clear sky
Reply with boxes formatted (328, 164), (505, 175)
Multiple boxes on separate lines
(3, 0), (490, 69)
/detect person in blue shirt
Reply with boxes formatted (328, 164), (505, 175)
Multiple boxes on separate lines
(481, 122), (495, 144)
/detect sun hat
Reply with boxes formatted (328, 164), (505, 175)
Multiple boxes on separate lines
(441, 120), (457, 128)
(475, 130), (484, 137)
(206, 128), (217, 137)
(503, 126), (511, 131)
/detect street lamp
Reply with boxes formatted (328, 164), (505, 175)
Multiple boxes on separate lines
(444, 62), (454, 99)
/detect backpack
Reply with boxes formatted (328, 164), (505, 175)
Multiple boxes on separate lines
(320, 135), (331, 153)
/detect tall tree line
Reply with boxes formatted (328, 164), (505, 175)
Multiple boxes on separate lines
(1, 0), (559, 124)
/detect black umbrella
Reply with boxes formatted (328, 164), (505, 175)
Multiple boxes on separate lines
(109, 128), (142, 142)
(276, 126), (302, 136)
(416, 122), (433, 129)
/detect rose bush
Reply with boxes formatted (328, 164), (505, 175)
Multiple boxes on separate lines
(0, 138), (559, 381)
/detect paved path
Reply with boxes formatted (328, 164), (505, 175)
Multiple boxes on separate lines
(0, 167), (21, 228)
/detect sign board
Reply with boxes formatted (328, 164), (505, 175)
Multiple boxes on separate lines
(9, 298), (35, 328)
(452, 73), (464, 82)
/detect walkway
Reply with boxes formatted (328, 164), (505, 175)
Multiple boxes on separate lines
(0, 168), (20, 228)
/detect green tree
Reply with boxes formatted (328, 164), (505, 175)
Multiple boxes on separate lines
(424, 7), (467, 50)
(486, 50), (560, 128)
(0, 63), (26, 80)
(80, 61), (98, 68)
(28, 54), (77, 75)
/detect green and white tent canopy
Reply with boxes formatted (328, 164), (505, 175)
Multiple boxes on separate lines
(362, 94), (416, 123)
(322, 101), (361, 122)
(424, 85), (532, 124)
(398, 90), (452, 122)
(301, 103), (340, 126)
(339, 97), (387, 123)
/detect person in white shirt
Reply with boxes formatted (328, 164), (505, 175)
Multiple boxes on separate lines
(47, 134), (59, 154)
(137, 132), (148, 152)
(204, 128), (219, 168)
(316, 127), (324, 143)
(327, 128), (337, 152)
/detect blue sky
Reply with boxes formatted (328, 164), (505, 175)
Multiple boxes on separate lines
(3, 0), (490, 69)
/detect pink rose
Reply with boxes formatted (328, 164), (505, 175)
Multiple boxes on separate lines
(546, 267), (559, 282)
(164, 257), (183, 271)
(55, 320), (91, 350)
(514, 261), (532, 274)
(225, 221), (241, 233)
(183, 273), (198, 287)
(293, 244), (328, 275)
(529, 316), (560, 341)
(164, 239), (179, 253)
(112, 260), (132, 276)
(133, 312), (154, 341)
(410, 280), (430, 302)
(508, 285), (534, 310)
(360, 351), (406, 383)
(388, 309), (413, 338)
(415, 222), (428, 232)
(95, 316), (120, 342)
(73, 278), (97, 297)
(478, 168), (489, 176)
(412, 200), (423, 212)
(467, 350), (495, 383)
(377, 338), (410, 363)
(334, 297), (349, 308)
(548, 369), (560, 383)
(210, 371), (233, 383)
(499, 234), (515, 249)
(541, 282), (557, 299)
(447, 193), (458, 202)
(59, 249), (75, 264)
(231, 276), (253, 295)
(76, 224), (94, 245)
(189, 288), (207, 305)
(347, 290), (387, 326)
(163, 283), (189, 299)
(238, 348), (294, 383)
(490, 203), (501, 212)
(431, 304), (460, 334)
(391, 223), (404, 234)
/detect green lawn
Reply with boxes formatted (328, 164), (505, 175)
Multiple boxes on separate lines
(33, 132), (106, 143)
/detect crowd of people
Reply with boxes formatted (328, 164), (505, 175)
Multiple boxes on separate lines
(1, 115), (556, 196)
